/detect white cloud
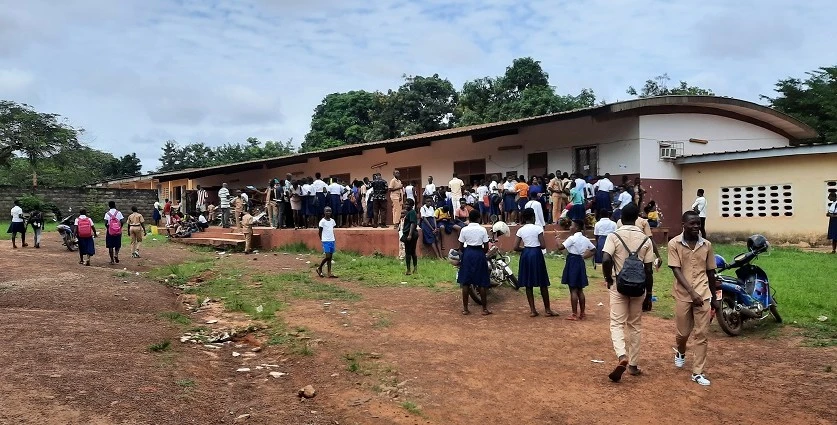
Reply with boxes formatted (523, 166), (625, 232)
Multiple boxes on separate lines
(0, 0), (834, 171)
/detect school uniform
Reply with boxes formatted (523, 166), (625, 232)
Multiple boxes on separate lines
(301, 183), (313, 217)
(241, 213), (254, 253)
(104, 208), (124, 249)
(319, 218), (337, 253)
(561, 232), (594, 288)
(364, 184), (374, 220)
(7, 205), (25, 234)
(312, 179), (328, 216)
(524, 200), (546, 227)
(488, 181), (501, 216)
(503, 181), (516, 213)
(419, 205), (436, 244)
(74, 215), (96, 257)
(341, 185), (353, 215)
(152, 202), (162, 223)
(327, 182), (343, 215)
(594, 218), (618, 263)
(516, 224), (549, 288)
(594, 178), (614, 216)
(828, 202), (837, 241)
(457, 223), (490, 287)
(569, 188), (586, 222)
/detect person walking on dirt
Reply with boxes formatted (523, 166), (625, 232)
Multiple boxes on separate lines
(601, 203), (655, 382)
(317, 206), (337, 278)
(556, 219), (596, 321)
(457, 209), (492, 316)
(29, 208), (44, 249)
(74, 208), (98, 266)
(8, 200), (27, 248)
(218, 183), (231, 228)
(127, 206), (146, 258)
(669, 210), (719, 386)
(514, 208), (555, 317)
(104, 201), (125, 265)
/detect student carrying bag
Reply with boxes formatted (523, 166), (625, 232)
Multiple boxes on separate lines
(612, 233), (650, 297)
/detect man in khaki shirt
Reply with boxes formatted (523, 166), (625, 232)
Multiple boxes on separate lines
(241, 210), (255, 254)
(389, 170), (403, 228)
(617, 216), (661, 272)
(668, 210), (719, 386)
(602, 203), (655, 382)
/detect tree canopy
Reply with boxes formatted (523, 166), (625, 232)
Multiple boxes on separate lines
(761, 66), (837, 143)
(157, 137), (295, 172)
(626, 73), (714, 98)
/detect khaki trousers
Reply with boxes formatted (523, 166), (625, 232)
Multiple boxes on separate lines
(551, 194), (562, 223)
(609, 288), (644, 366)
(267, 201), (278, 228)
(244, 231), (253, 253)
(234, 208), (242, 229)
(675, 300), (711, 374)
(390, 196), (402, 226)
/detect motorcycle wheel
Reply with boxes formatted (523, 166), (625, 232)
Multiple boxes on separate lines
(716, 296), (743, 336)
(769, 305), (782, 323)
(507, 274), (519, 290)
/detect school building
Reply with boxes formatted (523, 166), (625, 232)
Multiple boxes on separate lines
(102, 95), (836, 242)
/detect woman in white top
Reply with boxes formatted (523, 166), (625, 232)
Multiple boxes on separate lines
(405, 182), (415, 203)
(556, 219), (596, 320)
(419, 197), (443, 259)
(8, 200), (27, 248)
(593, 210), (618, 268)
(827, 192), (837, 254)
(514, 208), (554, 317)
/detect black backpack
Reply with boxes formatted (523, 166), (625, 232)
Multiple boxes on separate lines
(613, 232), (650, 297)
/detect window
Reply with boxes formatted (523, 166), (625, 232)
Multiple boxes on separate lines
(720, 184), (794, 218)
(328, 173), (350, 184)
(527, 152), (548, 179)
(395, 166), (421, 187)
(573, 146), (597, 177)
(827, 180), (837, 211)
(453, 159), (486, 185)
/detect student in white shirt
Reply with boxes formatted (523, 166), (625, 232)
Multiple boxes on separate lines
(514, 208), (554, 317)
(556, 219), (596, 320)
(316, 206), (337, 278)
(405, 181), (416, 203)
(457, 209), (492, 316)
(827, 193), (837, 254)
(419, 197), (443, 259)
(8, 200), (27, 248)
(594, 210), (618, 268)
(103, 201), (125, 264)
(691, 188), (708, 238)
(449, 174), (464, 212)
(614, 187), (633, 221)
(524, 199), (546, 227)
(312, 173), (328, 218)
(423, 176), (436, 201)
(327, 179), (344, 226)
(502, 176), (517, 223)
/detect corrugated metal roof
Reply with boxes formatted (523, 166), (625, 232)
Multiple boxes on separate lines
(676, 143), (837, 164)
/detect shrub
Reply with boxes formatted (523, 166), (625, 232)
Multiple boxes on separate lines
(16, 194), (58, 213)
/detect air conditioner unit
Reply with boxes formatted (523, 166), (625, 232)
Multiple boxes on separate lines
(660, 146), (678, 160)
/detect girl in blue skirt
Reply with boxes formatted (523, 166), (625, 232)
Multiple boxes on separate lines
(514, 208), (555, 317)
(457, 209), (492, 315)
(556, 220), (595, 320)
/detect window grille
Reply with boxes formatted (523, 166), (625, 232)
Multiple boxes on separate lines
(720, 184), (793, 218)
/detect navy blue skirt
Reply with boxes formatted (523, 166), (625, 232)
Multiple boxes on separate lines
(6, 221), (25, 233)
(612, 208), (622, 222)
(315, 193), (327, 216)
(503, 194), (516, 213)
(366, 200), (374, 218)
(569, 204), (586, 221)
(152, 210), (161, 222)
(561, 253), (588, 288)
(421, 218), (436, 244)
(828, 217), (837, 240)
(457, 247), (490, 287)
(329, 194), (341, 214)
(78, 237), (96, 256)
(518, 247), (550, 288)
(595, 235), (607, 263)
(595, 191), (612, 213)
(105, 233), (122, 249)
(302, 196), (312, 216)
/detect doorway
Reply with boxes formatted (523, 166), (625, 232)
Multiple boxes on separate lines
(453, 159), (486, 186)
(528, 152), (547, 179)
(574, 146), (598, 177)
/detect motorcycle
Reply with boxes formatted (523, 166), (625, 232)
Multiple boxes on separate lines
(54, 208), (78, 251)
(487, 247), (519, 289)
(714, 235), (782, 336)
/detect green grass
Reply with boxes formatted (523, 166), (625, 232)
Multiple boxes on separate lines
(275, 241), (316, 253)
(401, 401), (422, 416)
(149, 259), (214, 286)
(0, 220), (58, 240)
(159, 311), (192, 325)
(176, 379), (196, 388)
(148, 340), (172, 352)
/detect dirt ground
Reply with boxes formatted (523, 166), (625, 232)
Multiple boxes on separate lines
(0, 233), (834, 425)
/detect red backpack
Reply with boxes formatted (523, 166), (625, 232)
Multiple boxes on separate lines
(77, 217), (93, 238)
(106, 211), (122, 236)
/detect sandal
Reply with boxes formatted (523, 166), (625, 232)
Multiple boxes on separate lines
(628, 365), (642, 376)
(609, 359), (629, 382)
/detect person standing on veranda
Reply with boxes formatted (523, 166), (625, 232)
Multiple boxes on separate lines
(548, 171), (564, 225)
(233, 190), (245, 229)
(691, 189), (708, 238)
(389, 170), (404, 229)
(371, 173), (388, 228)
(265, 180), (279, 229)
(218, 183), (231, 228)
(601, 203), (655, 383)
(423, 176), (436, 203)
(449, 173), (464, 213)
(196, 185), (208, 218)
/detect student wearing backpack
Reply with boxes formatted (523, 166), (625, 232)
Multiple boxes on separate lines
(74, 208), (99, 266)
(556, 219), (596, 320)
(668, 210), (719, 387)
(601, 203), (655, 383)
(103, 201), (125, 264)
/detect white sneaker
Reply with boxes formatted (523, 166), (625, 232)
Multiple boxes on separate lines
(673, 347), (686, 368)
(691, 373), (711, 386)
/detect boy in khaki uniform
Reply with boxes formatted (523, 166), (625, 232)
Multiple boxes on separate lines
(241, 210), (254, 254)
(233, 193), (244, 229)
(668, 210), (719, 386)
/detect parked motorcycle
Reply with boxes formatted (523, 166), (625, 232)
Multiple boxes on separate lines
(714, 235), (782, 336)
(54, 208), (78, 251)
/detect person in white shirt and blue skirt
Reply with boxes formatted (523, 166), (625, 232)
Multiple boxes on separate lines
(827, 192), (837, 254)
(514, 208), (555, 317)
(557, 220), (596, 320)
(457, 209), (492, 316)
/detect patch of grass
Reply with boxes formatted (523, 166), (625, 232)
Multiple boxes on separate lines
(401, 401), (422, 416)
(373, 316), (392, 329)
(0, 220), (58, 240)
(114, 271), (131, 278)
(344, 351), (372, 375)
(159, 311), (191, 326)
(150, 259), (214, 286)
(148, 340), (171, 352)
(276, 241), (315, 253)
(293, 344), (315, 356)
(176, 379), (196, 388)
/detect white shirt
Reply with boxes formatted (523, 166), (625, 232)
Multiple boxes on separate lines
(420, 205), (435, 218)
(445, 191), (452, 200)
(594, 178), (614, 192)
(327, 182), (343, 195)
(594, 218), (618, 236)
(829, 202), (837, 214)
(489, 181), (499, 194)
(104, 208), (124, 222)
(563, 231), (595, 256)
(449, 178), (464, 197)
(341, 185), (351, 201)
(423, 183), (436, 197)
(318, 218), (336, 242)
(692, 196), (707, 218)
(218, 187), (230, 208)
(465, 193), (476, 205)
(73, 214), (93, 227)
(516, 223), (543, 248)
(405, 185), (415, 201)
(476, 185), (489, 199)
(617, 191), (633, 209)
(524, 200), (546, 227)
(241, 193), (249, 204)
(574, 178), (587, 192)
(458, 222), (489, 247)
(302, 183), (312, 196)
(312, 179), (327, 194)
(154, 201), (161, 211)
(198, 215), (208, 224)
(364, 185), (374, 203)
(10, 206), (23, 222)
(503, 181), (515, 193)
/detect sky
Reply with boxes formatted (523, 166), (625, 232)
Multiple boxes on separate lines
(0, 0), (833, 172)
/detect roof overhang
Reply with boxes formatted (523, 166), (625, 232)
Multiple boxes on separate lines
(676, 143), (837, 165)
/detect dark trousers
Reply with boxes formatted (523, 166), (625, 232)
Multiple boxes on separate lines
(221, 207), (230, 228)
(373, 199), (387, 226)
(699, 217), (706, 238)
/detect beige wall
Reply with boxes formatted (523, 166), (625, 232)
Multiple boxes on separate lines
(681, 153), (837, 241)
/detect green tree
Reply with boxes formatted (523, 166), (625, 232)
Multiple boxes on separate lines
(392, 74), (458, 136)
(626, 73), (714, 98)
(0, 101), (82, 189)
(301, 91), (382, 152)
(761, 66), (837, 143)
(157, 140), (183, 172)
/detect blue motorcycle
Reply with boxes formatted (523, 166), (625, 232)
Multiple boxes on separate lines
(714, 235), (782, 336)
